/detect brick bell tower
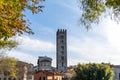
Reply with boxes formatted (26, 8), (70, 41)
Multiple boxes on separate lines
(56, 29), (67, 72)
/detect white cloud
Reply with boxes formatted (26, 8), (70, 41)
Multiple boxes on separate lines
(8, 50), (37, 65)
(66, 17), (120, 65)
(6, 36), (56, 66)
(16, 36), (55, 52)
(100, 17), (120, 50)
(7, 49), (56, 66)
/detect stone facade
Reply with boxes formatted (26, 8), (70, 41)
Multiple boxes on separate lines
(56, 29), (67, 72)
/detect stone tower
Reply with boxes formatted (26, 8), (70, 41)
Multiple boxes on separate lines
(56, 29), (67, 72)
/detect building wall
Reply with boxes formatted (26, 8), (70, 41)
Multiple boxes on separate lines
(0, 70), (10, 80)
(56, 29), (67, 72)
(34, 71), (62, 80)
(0, 61), (34, 80)
(34, 72), (47, 80)
(114, 67), (120, 80)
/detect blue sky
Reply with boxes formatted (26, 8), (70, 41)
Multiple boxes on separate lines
(7, 0), (120, 67)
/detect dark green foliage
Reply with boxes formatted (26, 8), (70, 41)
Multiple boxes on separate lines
(71, 63), (114, 80)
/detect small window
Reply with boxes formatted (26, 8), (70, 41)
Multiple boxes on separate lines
(61, 40), (64, 43)
(61, 46), (64, 50)
(61, 56), (64, 60)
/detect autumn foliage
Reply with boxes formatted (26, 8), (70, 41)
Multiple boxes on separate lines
(0, 0), (44, 49)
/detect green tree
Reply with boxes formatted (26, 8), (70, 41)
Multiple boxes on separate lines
(71, 63), (114, 80)
(0, 57), (18, 78)
(0, 0), (44, 49)
(79, 0), (120, 29)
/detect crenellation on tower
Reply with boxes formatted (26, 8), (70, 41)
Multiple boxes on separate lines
(57, 29), (66, 33)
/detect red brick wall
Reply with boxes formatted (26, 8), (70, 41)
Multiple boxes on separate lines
(34, 72), (47, 80)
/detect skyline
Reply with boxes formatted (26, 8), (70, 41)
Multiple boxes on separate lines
(6, 0), (120, 66)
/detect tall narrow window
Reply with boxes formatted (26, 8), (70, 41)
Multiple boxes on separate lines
(62, 62), (64, 67)
(61, 40), (64, 43)
(39, 77), (41, 80)
(61, 56), (64, 60)
(43, 77), (46, 80)
(61, 46), (64, 50)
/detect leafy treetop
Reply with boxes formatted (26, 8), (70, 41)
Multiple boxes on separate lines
(0, 0), (44, 49)
(79, 0), (120, 29)
(71, 63), (114, 80)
